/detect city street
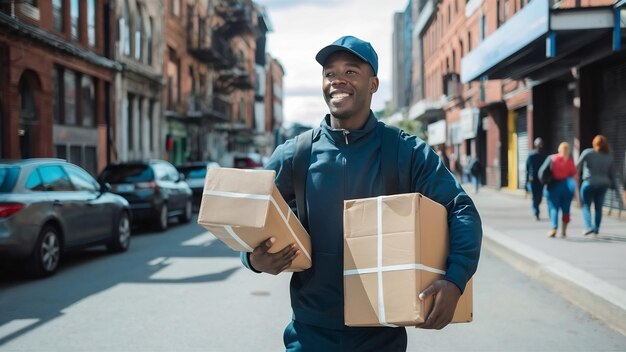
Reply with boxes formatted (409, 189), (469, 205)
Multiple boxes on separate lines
(1, 215), (625, 351)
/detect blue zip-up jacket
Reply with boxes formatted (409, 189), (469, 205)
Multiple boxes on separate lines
(241, 112), (482, 330)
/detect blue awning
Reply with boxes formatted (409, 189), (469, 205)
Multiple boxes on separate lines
(461, 0), (618, 83)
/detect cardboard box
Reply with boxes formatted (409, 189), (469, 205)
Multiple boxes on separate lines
(343, 193), (473, 327)
(197, 168), (312, 272)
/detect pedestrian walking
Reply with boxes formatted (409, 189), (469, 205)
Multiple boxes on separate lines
(239, 35), (482, 351)
(526, 138), (548, 220)
(467, 156), (482, 193)
(539, 142), (577, 238)
(576, 135), (616, 236)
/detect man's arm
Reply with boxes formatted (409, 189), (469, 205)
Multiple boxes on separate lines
(406, 136), (482, 329)
(239, 140), (300, 275)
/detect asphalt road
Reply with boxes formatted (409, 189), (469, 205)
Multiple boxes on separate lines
(1, 216), (625, 351)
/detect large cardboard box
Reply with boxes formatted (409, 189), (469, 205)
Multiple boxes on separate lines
(197, 168), (312, 272)
(343, 193), (473, 327)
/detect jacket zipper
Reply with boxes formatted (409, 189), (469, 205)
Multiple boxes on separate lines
(343, 130), (350, 145)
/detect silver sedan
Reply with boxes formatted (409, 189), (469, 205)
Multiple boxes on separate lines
(0, 158), (131, 277)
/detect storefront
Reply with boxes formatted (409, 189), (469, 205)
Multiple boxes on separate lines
(461, 0), (623, 193)
(592, 59), (626, 208)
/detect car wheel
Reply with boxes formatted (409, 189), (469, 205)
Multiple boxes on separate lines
(180, 199), (192, 223)
(27, 225), (62, 277)
(107, 211), (131, 253)
(155, 203), (168, 232)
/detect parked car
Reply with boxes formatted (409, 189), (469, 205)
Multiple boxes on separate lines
(98, 160), (193, 231)
(0, 158), (131, 277)
(233, 153), (264, 169)
(176, 161), (220, 210)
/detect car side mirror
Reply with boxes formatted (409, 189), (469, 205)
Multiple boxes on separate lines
(100, 182), (112, 193)
(178, 173), (185, 182)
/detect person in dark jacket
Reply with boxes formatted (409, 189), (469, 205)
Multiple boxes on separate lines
(467, 156), (482, 193)
(577, 135), (616, 235)
(239, 36), (482, 351)
(526, 137), (548, 220)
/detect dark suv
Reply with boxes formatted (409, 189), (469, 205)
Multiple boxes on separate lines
(98, 160), (193, 231)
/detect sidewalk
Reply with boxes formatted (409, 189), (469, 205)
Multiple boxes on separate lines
(469, 187), (626, 335)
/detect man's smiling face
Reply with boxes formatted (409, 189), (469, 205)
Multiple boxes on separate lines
(322, 51), (379, 121)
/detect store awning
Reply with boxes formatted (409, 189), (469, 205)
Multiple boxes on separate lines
(408, 97), (447, 121)
(461, 0), (621, 83)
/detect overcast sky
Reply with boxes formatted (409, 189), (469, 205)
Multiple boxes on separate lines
(255, 0), (410, 127)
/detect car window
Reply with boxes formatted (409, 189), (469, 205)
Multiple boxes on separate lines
(39, 165), (74, 191)
(25, 169), (45, 191)
(65, 165), (99, 192)
(179, 167), (206, 180)
(165, 164), (180, 181)
(0, 166), (20, 193)
(152, 163), (169, 181)
(100, 165), (154, 183)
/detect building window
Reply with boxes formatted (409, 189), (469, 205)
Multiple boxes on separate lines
(497, 0), (509, 27)
(238, 97), (245, 123)
(137, 97), (143, 153)
(480, 15), (486, 41)
(70, 0), (79, 40)
(135, 2), (143, 61)
(81, 76), (95, 127)
(53, 0), (63, 32)
(170, 0), (180, 16)
(55, 145), (67, 160)
(84, 146), (97, 176)
(146, 17), (153, 65)
(70, 145), (82, 165)
(453, 50), (458, 72)
(53, 68), (62, 124)
(167, 48), (180, 108)
(127, 94), (134, 150)
(148, 100), (154, 151)
(121, 0), (131, 56)
(87, 0), (96, 46)
(19, 77), (36, 121)
(64, 70), (77, 125)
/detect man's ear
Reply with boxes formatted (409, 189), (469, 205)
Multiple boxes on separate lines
(370, 76), (379, 94)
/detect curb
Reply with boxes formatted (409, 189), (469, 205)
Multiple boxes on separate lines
(482, 224), (626, 336)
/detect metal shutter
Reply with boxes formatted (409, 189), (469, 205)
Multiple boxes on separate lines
(516, 108), (529, 190)
(548, 83), (576, 154)
(595, 62), (626, 210)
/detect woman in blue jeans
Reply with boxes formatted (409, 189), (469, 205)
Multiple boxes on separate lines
(541, 142), (577, 238)
(576, 135), (616, 235)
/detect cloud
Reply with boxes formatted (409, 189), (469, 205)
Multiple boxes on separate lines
(261, 0), (409, 125)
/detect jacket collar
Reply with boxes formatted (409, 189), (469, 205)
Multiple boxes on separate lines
(319, 111), (378, 145)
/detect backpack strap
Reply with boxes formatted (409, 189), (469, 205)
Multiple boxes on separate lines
(381, 124), (401, 195)
(293, 129), (314, 231)
(292, 124), (401, 230)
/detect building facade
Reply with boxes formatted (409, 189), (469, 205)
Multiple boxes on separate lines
(0, 0), (119, 175)
(114, 0), (165, 163)
(400, 0), (625, 209)
(0, 0), (284, 173)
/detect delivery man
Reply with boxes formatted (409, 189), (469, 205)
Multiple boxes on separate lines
(240, 36), (482, 351)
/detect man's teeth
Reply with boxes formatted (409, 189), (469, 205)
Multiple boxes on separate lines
(332, 93), (350, 98)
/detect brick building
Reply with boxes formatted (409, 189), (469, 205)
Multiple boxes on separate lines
(0, 0), (285, 172)
(400, 0), (625, 208)
(0, 0), (119, 175)
(162, 0), (277, 166)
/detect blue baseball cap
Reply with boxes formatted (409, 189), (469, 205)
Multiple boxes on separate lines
(315, 36), (378, 76)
